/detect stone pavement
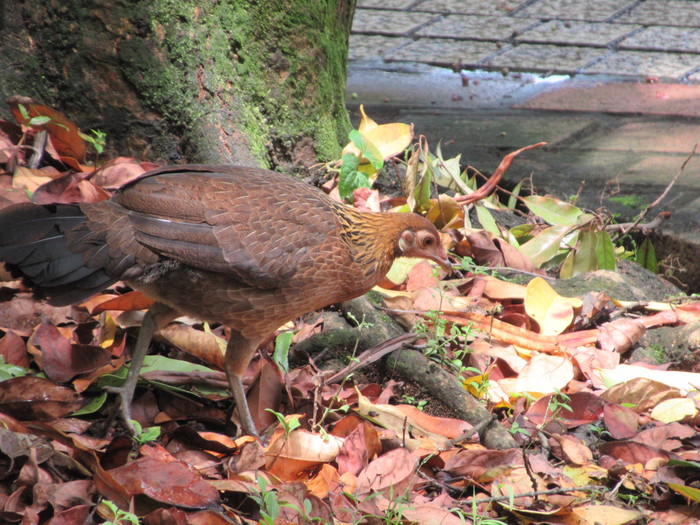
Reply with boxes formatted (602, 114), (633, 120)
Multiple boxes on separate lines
(347, 0), (700, 291)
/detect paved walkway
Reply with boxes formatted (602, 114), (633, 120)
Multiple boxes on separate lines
(347, 0), (700, 291)
(350, 0), (700, 80)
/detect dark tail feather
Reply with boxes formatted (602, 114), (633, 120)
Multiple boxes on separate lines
(0, 203), (117, 306)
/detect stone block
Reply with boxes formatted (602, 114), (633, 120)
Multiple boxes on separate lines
(385, 38), (503, 66)
(416, 0), (526, 15)
(616, 0), (700, 27)
(352, 9), (434, 35)
(483, 44), (608, 74)
(349, 35), (411, 61)
(618, 26), (700, 53)
(514, 0), (637, 22)
(517, 20), (641, 47)
(582, 50), (699, 78)
(416, 14), (539, 40)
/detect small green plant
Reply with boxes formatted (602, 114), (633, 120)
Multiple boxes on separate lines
(249, 475), (320, 524)
(248, 475), (282, 525)
(414, 311), (475, 381)
(508, 420), (530, 437)
(379, 486), (414, 524)
(100, 499), (139, 525)
(17, 103), (68, 130)
(265, 409), (301, 437)
(587, 421), (612, 441)
(544, 390), (573, 428)
(130, 420), (161, 446)
(401, 394), (428, 411)
(79, 128), (107, 154)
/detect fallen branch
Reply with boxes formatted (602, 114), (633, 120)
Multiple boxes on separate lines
(606, 211), (670, 233)
(612, 144), (696, 240)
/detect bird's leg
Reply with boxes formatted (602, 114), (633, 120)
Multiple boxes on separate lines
(105, 302), (177, 433)
(224, 332), (264, 437)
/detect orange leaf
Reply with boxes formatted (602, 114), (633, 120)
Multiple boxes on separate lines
(8, 95), (87, 161)
(91, 291), (155, 314)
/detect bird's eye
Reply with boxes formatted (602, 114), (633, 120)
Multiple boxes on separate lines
(423, 237), (434, 247)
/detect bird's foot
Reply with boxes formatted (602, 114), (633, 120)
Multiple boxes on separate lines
(104, 384), (137, 435)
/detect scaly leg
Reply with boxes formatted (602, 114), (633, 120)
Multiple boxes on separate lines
(224, 331), (265, 437)
(105, 302), (178, 433)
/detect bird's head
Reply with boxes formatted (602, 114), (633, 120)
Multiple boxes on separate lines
(396, 223), (452, 273)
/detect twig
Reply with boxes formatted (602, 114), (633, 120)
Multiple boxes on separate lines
(454, 142), (547, 206)
(612, 145), (696, 240)
(460, 484), (605, 506)
(605, 211), (671, 233)
(321, 332), (418, 385)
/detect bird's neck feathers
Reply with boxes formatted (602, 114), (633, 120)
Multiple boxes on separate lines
(333, 204), (412, 277)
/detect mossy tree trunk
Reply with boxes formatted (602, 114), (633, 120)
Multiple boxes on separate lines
(0, 0), (355, 172)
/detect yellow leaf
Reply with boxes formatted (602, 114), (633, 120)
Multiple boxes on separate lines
(571, 504), (643, 525)
(358, 104), (377, 133)
(668, 483), (700, 503)
(363, 122), (413, 160)
(513, 354), (574, 395)
(342, 107), (413, 163)
(12, 166), (54, 192)
(597, 364), (700, 395)
(650, 397), (698, 423)
(524, 277), (582, 335)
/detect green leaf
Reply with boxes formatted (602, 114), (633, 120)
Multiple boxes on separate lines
(509, 223), (535, 243)
(0, 363), (29, 381)
(349, 129), (382, 170)
(572, 228), (598, 275)
(139, 425), (161, 442)
(559, 250), (575, 278)
(523, 195), (584, 227)
(29, 115), (51, 126)
(273, 331), (294, 373)
(634, 237), (657, 272)
(507, 180), (523, 210)
(339, 152), (369, 201)
(475, 204), (500, 237)
(668, 483), (700, 503)
(519, 225), (572, 267)
(595, 230), (616, 270)
(73, 391), (108, 415)
(18, 104), (30, 120)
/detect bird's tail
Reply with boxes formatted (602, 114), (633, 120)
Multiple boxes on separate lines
(0, 203), (117, 306)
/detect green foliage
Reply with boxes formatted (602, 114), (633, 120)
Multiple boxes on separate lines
(266, 409), (301, 436)
(338, 130), (384, 200)
(401, 394), (428, 411)
(100, 499), (139, 525)
(414, 311), (476, 382)
(339, 151), (367, 201)
(130, 420), (161, 445)
(608, 194), (647, 208)
(634, 236), (657, 272)
(18, 103), (68, 129)
(272, 331), (294, 373)
(249, 475), (318, 524)
(0, 356), (29, 381)
(79, 128), (107, 154)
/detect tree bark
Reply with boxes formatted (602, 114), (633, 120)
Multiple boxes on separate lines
(0, 0), (354, 170)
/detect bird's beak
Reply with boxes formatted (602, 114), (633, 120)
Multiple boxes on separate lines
(431, 250), (453, 275)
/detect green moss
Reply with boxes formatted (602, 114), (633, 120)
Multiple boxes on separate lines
(608, 194), (647, 208)
(5, 0), (352, 166)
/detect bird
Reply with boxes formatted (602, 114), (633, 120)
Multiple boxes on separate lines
(0, 164), (451, 436)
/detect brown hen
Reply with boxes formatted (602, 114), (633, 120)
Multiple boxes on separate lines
(0, 165), (450, 436)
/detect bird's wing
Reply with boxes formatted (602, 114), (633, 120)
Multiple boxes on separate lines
(108, 165), (339, 288)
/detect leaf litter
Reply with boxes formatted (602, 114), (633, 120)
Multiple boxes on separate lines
(0, 99), (698, 524)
